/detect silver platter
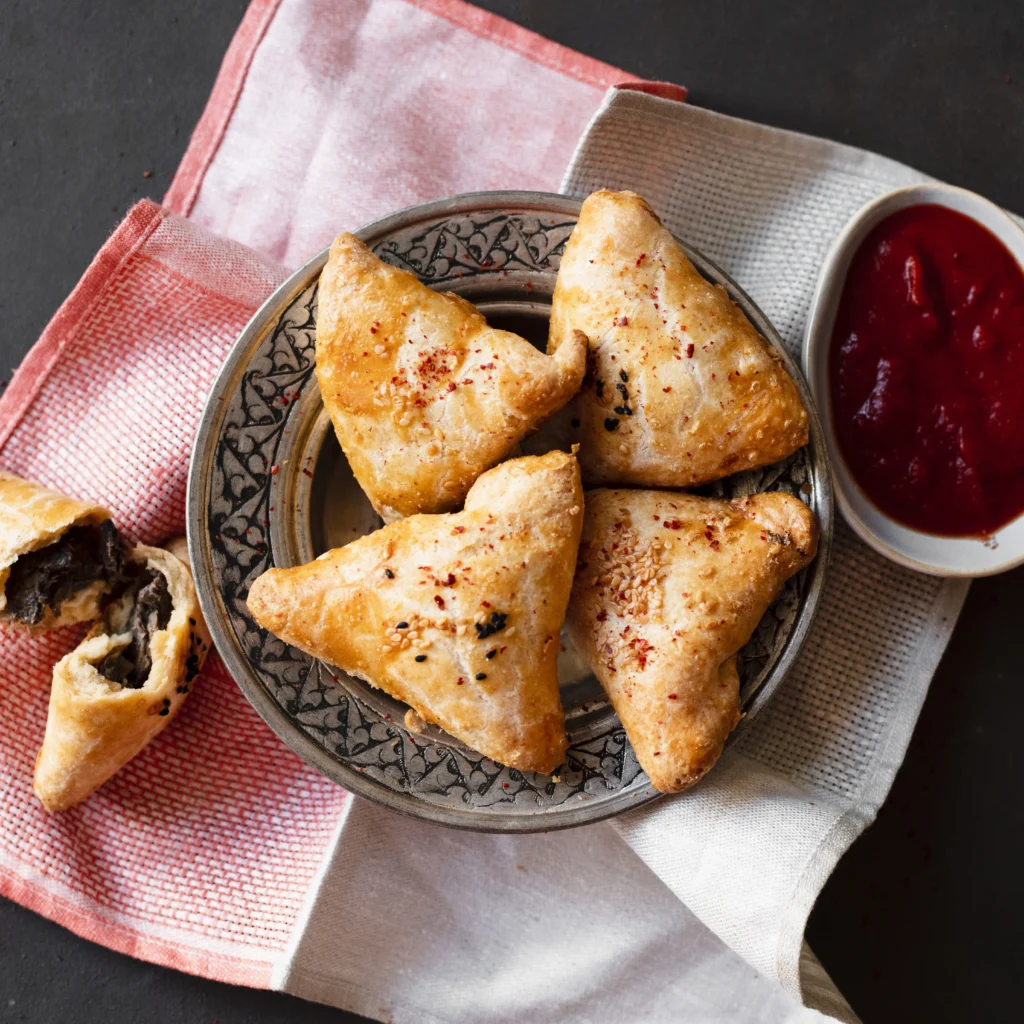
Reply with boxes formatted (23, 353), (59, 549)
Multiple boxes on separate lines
(187, 191), (833, 833)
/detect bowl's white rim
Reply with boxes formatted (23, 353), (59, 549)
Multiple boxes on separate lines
(802, 182), (1024, 578)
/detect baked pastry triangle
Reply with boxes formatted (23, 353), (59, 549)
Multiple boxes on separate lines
(247, 451), (583, 774)
(316, 232), (587, 520)
(0, 471), (120, 632)
(33, 540), (211, 811)
(566, 488), (817, 793)
(548, 190), (809, 487)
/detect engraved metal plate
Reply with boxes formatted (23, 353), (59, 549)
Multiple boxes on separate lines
(188, 192), (833, 832)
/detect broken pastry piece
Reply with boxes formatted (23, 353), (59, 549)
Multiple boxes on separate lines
(549, 190), (809, 487)
(248, 451), (583, 774)
(33, 540), (211, 812)
(316, 232), (587, 520)
(566, 488), (817, 793)
(0, 471), (122, 632)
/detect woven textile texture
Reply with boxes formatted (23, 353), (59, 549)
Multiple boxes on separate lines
(0, 201), (347, 985)
(561, 86), (971, 996)
(168, 0), (648, 264)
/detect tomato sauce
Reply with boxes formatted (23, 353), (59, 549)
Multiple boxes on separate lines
(829, 203), (1024, 536)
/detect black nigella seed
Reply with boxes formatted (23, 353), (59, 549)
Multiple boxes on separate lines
(476, 672), (487, 680)
(595, 380), (605, 397)
(624, 406), (633, 416)
(619, 369), (628, 382)
(159, 708), (169, 716)
(385, 569), (394, 579)
(396, 621), (409, 629)
(571, 418), (580, 428)
(415, 654), (427, 662)
(163, 698), (171, 705)
(616, 382), (629, 399)
(474, 611), (508, 640)
(604, 417), (620, 432)
(485, 648), (497, 659)
(188, 617), (196, 626)
(614, 405), (628, 415)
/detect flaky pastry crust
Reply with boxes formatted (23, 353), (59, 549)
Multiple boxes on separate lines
(316, 233), (587, 520)
(566, 488), (818, 793)
(247, 451), (583, 774)
(33, 541), (211, 811)
(0, 471), (113, 632)
(548, 190), (809, 487)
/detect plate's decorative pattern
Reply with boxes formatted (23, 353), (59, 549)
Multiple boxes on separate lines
(194, 193), (832, 831)
(374, 214), (577, 282)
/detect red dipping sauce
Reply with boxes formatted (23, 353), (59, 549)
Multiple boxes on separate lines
(830, 203), (1024, 536)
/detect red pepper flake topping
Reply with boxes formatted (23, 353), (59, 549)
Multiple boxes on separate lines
(668, 693), (678, 700)
(635, 253), (647, 266)
(434, 595), (446, 610)
(451, 525), (465, 535)
(370, 327), (377, 334)
(270, 465), (280, 475)
(596, 610), (608, 622)
(663, 386), (672, 392)
(663, 519), (682, 530)
(628, 637), (654, 669)
(686, 343), (695, 358)
(443, 573), (456, 587)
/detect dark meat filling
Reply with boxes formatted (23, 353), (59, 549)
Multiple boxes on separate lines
(4, 519), (123, 625)
(97, 568), (173, 689)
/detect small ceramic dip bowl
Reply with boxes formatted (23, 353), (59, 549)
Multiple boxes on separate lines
(803, 182), (1024, 576)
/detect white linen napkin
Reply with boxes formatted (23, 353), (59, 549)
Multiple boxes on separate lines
(562, 85), (973, 996)
(275, 802), (837, 1023)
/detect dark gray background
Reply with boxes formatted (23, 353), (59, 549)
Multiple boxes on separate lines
(1, 1), (1021, 1021)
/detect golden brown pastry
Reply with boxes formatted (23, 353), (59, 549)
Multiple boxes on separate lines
(0, 471), (120, 632)
(247, 451), (583, 774)
(316, 232), (587, 520)
(567, 488), (817, 793)
(548, 190), (809, 487)
(33, 539), (211, 812)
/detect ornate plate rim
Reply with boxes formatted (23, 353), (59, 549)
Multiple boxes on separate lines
(187, 190), (834, 833)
